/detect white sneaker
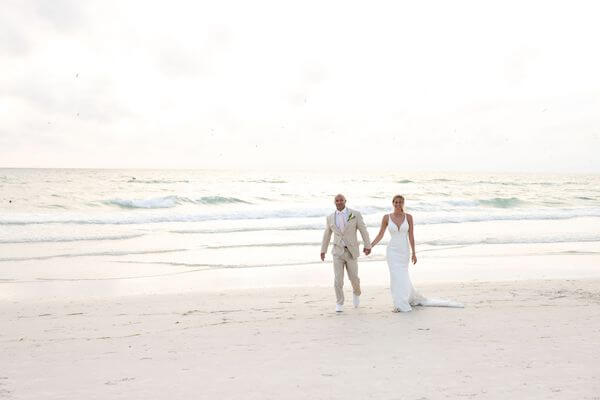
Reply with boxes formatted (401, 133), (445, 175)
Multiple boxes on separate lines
(353, 294), (360, 308)
(335, 304), (343, 313)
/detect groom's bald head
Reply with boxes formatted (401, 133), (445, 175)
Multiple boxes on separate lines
(334, 194), (346, 211)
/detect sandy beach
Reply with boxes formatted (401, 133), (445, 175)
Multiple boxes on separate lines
(2, 278), (600, 400)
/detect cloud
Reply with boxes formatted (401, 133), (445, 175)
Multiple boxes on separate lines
(1, 0), (599, 172)
(33, 0), (85, 32)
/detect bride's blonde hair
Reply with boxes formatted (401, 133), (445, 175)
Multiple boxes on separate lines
(392, 195), (405, 212)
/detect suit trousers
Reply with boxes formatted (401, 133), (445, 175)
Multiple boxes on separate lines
(333, 247), (361, 305)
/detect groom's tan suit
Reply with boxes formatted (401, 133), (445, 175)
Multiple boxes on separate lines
(321, 208), (371, 305)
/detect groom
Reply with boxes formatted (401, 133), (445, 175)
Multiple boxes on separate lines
(320, 194), (372, 312)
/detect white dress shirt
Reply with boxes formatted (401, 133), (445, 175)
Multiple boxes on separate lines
(335, 208), (348, 246)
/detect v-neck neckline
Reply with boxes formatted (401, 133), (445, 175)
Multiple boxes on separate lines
(389, 213), (406, 230)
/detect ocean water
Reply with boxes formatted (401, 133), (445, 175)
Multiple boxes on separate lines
(1, 169), (599, 297)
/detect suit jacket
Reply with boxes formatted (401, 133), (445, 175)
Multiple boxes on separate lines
(321, 208), (372, 259)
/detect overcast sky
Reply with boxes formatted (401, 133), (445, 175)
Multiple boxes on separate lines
(1, 0), (599, 172)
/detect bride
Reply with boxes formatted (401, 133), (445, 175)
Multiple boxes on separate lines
(370, 195), (464, 312)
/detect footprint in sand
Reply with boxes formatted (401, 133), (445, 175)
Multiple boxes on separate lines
(104, 377), (136, 385)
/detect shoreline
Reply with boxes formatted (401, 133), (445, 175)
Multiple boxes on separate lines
(3, 275), (599, 305)
(2, 251), (600, 302)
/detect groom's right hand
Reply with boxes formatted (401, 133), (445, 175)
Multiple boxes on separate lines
(320, 252), (325, 261)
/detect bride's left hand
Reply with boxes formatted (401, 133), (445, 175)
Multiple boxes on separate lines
(412, 254), (417, 264)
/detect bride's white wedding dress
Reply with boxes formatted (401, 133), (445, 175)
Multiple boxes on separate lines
(386, 214), (464, 312)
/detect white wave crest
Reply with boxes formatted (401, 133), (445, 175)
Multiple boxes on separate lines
(1, 207), (599, 226)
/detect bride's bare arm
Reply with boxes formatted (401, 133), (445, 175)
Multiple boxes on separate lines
(408, 214), (417, 264)
(370, 214), (388, 247)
